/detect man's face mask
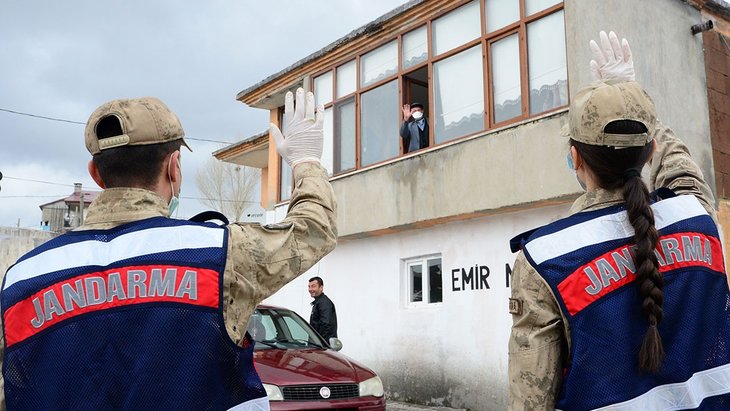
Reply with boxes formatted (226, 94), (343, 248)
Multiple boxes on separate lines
(412, 111), (424, 120)
(168, 155), (181, 216)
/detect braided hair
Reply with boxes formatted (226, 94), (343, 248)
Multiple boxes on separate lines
(571, 119), (664, 373)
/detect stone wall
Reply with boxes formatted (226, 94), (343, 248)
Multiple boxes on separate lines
(0, 227), (57, 275)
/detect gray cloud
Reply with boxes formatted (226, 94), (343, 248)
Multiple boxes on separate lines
(1, 0), (406, 227)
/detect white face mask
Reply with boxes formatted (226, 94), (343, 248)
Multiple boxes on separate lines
(168, 155), (181, 216)
(412, 111), (424, 120)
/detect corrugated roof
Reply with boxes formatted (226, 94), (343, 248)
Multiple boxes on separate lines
(212, 129), (269, 158)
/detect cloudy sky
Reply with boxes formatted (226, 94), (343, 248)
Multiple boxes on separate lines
(0, 0), (407, 228)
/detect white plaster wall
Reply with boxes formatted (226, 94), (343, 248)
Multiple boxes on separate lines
(263, 202), (570, 410)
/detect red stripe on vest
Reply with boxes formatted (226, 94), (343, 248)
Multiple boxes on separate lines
(4, 265), (219, 347)
(558, 232), (725, 316)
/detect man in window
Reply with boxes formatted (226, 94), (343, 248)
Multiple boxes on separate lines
(400, 102), (429, 153)
(308, 276), (338, 342)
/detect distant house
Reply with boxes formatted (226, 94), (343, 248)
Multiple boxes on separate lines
(39, 183), (99, 232)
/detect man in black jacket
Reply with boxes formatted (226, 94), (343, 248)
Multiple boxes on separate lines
(399, 102), (429, 153)
(308, 276), (337, 341)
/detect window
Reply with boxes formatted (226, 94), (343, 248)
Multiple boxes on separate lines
(334, 98), (356, 173)
(336, 60), (357, 98)
(297, 0), (566, 182)
(485, 0), (519, 32)
(431, 0), (481, 56)
(527, 10), (568, 115)
(314, 72), (333, 107)
(322, 107), (334, 175)
(525, 0), (561, 16)
(360, 80), (399, 167)
(361, 41), (398, 88)
(491, 33), (522, 123)
(402, 26), (428, 69)
(406, 256), (443, 305)
(433, 45), (484, 144)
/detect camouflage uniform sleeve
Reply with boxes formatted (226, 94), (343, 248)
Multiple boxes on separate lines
(649, 122), (716, 215)
(509, 252), (565, 411)
(222, 162), (337, 344)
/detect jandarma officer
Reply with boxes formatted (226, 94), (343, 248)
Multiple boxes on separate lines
(0, 89), (336, 411)
(508, 32), (729, 410)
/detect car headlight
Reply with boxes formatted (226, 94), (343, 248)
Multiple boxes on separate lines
(358, 375), (384, 397)
(263, 383), (284, 401)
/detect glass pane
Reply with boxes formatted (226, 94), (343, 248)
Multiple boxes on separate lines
(402, 26), (428, 69)
(492, 33), (522, 123)
(428, 258), (442, 303)
(336, 60), (356, 98)
(360, 80), (400, 167)
(314, 71), (333, 106)
(283, 316), (313, 342)
(334, 98), (356, 173)
(433, 45), (485, 144)
(528, 10), (568, 115)
(432, 0), (481, 56)
(322, 107), (334, 175)
(485, 0), (520, 32)
(361, 40), (398, 87)
(410, 264), (423, 302)
(525, 0), (561, 16)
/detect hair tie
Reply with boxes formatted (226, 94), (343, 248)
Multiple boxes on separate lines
(623, 168), (641, 180)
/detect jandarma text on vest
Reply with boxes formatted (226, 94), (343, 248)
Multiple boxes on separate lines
(558, 232), (724, 315)
(4, 265), (219, 346)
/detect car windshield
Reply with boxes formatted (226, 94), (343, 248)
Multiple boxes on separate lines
(247, 307), (327, 350)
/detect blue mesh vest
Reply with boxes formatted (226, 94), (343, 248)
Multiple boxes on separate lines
(2, 217), (268, 411)
(520, 195), (730, 410)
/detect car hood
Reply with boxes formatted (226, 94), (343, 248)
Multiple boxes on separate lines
(254, 348), (377, 386)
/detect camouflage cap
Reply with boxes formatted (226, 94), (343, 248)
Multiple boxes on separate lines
(562, 81), (656, 147)
(84, 97), (191, 155)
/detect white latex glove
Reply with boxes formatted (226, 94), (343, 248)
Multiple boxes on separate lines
(589, 30), (635, 82)
(270, 88), (324, 167)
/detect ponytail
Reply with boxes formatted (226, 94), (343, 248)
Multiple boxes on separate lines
(571, 121), (663, 373)
(623, 171), (664, 373)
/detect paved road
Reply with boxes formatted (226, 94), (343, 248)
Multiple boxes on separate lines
(386, 400), (466, 411)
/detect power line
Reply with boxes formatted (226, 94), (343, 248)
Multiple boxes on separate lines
(3, 176), (79, 188)
(0, 108), (85, 125)
(0, 107), (235, 144)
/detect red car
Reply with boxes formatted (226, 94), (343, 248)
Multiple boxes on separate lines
(247, 305), (386, 410)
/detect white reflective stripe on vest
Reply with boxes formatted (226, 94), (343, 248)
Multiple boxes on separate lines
(3, 225), (225, 291)
(555, 362), (730, 411)
(526, 195), (708, 265)
(227, 396), (270, 411)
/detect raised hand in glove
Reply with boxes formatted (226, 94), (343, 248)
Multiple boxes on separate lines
(589, 30), (635, 82)
(270, 87), (324, 167)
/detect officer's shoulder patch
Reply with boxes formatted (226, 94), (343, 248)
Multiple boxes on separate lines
(509, 298), (523, 315)
(262, 222), (293, 230)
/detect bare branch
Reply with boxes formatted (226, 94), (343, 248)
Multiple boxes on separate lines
(195, 158), (260, 221)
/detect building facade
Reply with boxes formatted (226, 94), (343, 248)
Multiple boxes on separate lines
(216, 0), (730, 408)
(39, 183), (98, 232)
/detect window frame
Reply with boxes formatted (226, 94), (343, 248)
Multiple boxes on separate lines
(404, 254), (443, 307)
(303, 0), (566, 179)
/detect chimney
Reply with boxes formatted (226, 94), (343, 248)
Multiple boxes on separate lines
(74, 183), (82, 194)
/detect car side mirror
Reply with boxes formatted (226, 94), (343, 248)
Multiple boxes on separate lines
(329, 337), (343, 351)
